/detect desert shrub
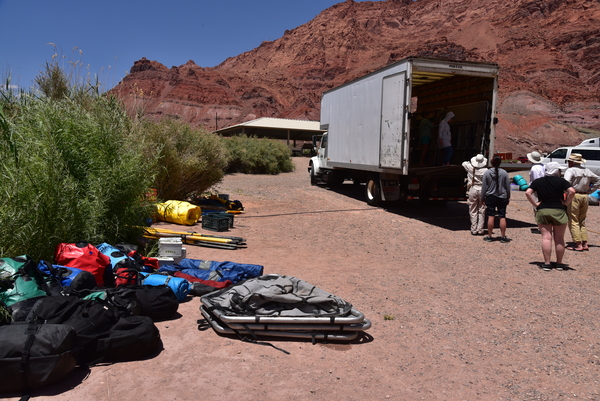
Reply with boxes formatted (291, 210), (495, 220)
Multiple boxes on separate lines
(0, 92), (156, 261)
(224, 135), (295, 174)
(141, 118), (228, 201)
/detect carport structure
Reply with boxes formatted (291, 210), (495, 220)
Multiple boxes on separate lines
(214, 117), (325, 154)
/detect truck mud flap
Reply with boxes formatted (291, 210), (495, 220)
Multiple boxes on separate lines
(379, 173), (400, 201)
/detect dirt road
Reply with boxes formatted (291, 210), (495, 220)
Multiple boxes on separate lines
(7, 158), (600, 400)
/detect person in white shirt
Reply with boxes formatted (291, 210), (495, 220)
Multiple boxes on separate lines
(527, 151), (546, 232)
(462, 154), (488, 235)
(438, 111), (455, 166)
(527, 151), (545, 184)
(563, 153), (600, 251)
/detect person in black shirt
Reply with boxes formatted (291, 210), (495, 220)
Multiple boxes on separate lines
(525, 162), (576, 270)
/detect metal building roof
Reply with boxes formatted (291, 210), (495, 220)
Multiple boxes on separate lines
(214, 117), (325, 143)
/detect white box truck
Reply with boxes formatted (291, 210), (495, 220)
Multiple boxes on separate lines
(309, 57), (500, 206)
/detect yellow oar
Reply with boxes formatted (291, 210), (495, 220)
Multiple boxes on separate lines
(145, 227), (245, 243)
(143, 231), (233, 244)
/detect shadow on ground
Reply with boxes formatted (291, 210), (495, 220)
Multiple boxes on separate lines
(328, 182), (537, 232)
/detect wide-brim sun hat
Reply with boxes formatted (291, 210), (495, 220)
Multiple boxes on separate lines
(568, 153), (586, 164)
(527, 151), (542, 164)
(470, 154), (487, 168)
(545, 162), (562, 176)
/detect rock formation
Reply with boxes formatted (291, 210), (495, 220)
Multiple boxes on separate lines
(109, 0), (600, 156)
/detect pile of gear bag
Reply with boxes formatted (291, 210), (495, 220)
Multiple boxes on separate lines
(0, 222), (370, 397)
(0, 240), (264, 396)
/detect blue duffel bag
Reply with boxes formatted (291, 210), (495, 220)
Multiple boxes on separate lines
(158, 258), (264, 284)
(38, 260), (96, 292)
(141, 273), (190, 301)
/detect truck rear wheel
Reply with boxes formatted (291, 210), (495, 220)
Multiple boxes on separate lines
(365, 177), (381, 206)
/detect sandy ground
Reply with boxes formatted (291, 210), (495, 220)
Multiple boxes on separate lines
(4, 157), (600, 401)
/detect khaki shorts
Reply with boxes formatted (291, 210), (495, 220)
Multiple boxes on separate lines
(535, 208), (568, 226)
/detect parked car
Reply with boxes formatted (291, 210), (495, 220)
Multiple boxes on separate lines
(517, 156), (529, 163)
(541, 146), (600, 175)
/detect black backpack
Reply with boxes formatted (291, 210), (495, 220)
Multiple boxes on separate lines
(0, 321), (78, 393)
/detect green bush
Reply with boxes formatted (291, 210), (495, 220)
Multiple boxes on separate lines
(224, 135), (295, 174)
(0, 92), (156, 261)
(142, 118), (228, 201)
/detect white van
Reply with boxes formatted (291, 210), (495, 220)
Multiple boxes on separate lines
(542, 145), (600, 175)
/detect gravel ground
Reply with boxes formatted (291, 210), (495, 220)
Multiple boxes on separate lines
(6, 157), (600, 401)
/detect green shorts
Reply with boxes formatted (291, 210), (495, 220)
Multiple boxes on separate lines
(535, 208), (568, 226)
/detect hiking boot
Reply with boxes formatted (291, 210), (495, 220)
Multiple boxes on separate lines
(500, 236), (511, 243)
(483, 236), (493, 242)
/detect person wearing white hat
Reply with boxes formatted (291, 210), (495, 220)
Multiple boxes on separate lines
(527, 150), (546, 232)
(462, 154), (488, 235)
(564, 153), (600, 251)
(526, 162), (576, 270)
(527, 151), (545, 184)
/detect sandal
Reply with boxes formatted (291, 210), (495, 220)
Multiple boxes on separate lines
(566, 246), (584, 252)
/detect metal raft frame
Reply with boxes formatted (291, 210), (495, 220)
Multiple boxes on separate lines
(200, 305), (370, 342)
(199, 275), (371, 343)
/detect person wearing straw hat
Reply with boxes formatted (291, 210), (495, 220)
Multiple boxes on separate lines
(564, 153), (600, 251)
(527, 151), (545, 184)
(526, 162), (575, 271)
(462, 154), (488, 235)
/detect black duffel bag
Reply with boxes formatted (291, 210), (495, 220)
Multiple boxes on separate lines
(27, 296), (120, 364)
(90, 315), (163, 364)
(123, 285), (179, 321)
(0, 321), (78, 393)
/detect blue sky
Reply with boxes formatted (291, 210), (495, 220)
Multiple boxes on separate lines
(0, 0), (367, 92)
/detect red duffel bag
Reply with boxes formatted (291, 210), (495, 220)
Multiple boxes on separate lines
(54, 241), (113, 287)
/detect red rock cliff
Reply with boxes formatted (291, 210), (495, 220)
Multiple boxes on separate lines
(109, 0), (600, 156)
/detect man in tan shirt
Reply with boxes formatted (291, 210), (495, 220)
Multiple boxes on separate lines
(563, 153), (600, 251)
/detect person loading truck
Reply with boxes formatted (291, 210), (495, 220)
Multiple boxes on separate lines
(438, 111), (455, 166)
